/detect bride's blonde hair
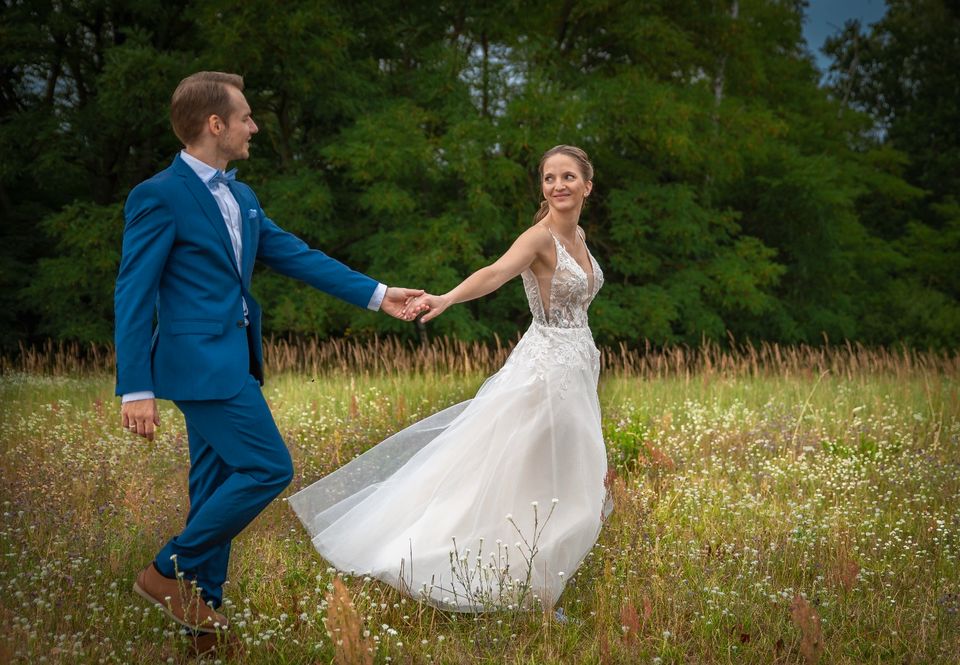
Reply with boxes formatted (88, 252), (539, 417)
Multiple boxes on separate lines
(532, 145), (594, 225)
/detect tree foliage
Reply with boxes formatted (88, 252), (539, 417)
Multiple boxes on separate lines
(825, 0), (960, 346)
(3, 0), (958, 349)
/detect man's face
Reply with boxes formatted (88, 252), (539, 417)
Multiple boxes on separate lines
(218, 86), (258, 162)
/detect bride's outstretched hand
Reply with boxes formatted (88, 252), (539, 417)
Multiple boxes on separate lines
(410, 293), (451, 323)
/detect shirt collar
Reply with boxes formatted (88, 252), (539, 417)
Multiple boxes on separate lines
(179, 150), (221, 185)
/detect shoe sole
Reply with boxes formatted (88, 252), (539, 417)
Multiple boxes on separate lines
(133, 581), (224, 634)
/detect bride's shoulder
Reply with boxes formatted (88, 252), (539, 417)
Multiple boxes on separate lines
(512, 225), (553, 258)
(521, 223), (554, 246)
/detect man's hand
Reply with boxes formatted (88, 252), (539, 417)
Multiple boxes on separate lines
(122, 398), (160, 441)
(410, 293), (451, 323)
(381, 287), (427, 321)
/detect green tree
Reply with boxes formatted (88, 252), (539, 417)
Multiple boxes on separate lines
(6, 0), (957, 349)
(826, 0), (960, 347)
(1, 0), (195, 349)
(23, 202), (123, 342)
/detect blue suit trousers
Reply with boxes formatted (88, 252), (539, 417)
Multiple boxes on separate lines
(154, 374), (293, 606)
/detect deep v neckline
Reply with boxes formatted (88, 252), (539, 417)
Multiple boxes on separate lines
(547, 226), (595, 290)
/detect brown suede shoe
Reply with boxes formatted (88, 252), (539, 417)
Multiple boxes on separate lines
(133, 564), (228, 633)
(188, 630), (238, 659)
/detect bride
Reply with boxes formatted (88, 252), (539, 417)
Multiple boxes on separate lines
(289, 145), (609, 612)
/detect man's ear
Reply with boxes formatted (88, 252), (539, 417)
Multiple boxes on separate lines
(207, 114), (225, 136)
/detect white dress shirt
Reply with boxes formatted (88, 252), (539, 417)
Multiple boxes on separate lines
(122, 151), (387, 403)
(181, 151), (244, 271)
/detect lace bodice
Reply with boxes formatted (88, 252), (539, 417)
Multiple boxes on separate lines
(521, 229), (603, 328)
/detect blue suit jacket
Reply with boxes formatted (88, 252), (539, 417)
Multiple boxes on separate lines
(114, 154), (378, 401)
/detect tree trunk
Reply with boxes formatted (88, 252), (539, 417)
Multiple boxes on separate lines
(714, 0), (739, 108)
(481, 31), (490, 117)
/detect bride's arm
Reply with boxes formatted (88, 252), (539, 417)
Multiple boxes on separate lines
(417, 227), (551, 322)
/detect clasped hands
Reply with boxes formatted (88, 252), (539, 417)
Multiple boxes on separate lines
(384, 287), (449, 323)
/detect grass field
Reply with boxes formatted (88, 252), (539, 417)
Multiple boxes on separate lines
(1, 341), (958, 663)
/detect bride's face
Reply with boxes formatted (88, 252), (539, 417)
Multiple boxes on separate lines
(541, 154), (592, 216)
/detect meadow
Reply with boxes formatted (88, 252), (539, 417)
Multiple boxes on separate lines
(1, 339), (958, 664)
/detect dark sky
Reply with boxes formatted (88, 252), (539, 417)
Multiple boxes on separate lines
(803, 0), (888, 74)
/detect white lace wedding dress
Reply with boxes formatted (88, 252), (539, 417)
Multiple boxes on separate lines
(289, 229), (610, 611)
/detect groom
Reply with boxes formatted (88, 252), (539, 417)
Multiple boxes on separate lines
(115, 71), (423, 638)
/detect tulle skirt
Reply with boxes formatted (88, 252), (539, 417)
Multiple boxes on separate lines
(288, 323), (610, 611)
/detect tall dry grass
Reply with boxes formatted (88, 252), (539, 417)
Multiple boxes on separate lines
(5, 335), (959, 379)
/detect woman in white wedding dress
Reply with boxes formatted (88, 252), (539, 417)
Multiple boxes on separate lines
(289, 145), (610, 612)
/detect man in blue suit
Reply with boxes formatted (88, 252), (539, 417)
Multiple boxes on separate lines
(115, 71), (423, 641)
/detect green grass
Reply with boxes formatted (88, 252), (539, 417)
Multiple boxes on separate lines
(1, 369), (958, 663)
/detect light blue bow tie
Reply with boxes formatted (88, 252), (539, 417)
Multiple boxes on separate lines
(207, 168), (237, 188)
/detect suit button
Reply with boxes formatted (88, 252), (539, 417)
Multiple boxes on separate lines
(236, 320), (245, 328)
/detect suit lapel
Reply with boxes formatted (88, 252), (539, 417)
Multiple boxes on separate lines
(227, 181), (257, 283)
(173, 156), (240, 279)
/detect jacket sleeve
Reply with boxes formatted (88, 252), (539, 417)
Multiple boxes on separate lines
(255, 211), (378, 310)
(114, 182), (176, 395)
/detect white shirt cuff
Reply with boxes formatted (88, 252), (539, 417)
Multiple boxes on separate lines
(122, 391), (155, 403)
(367, 283), (387, 311)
